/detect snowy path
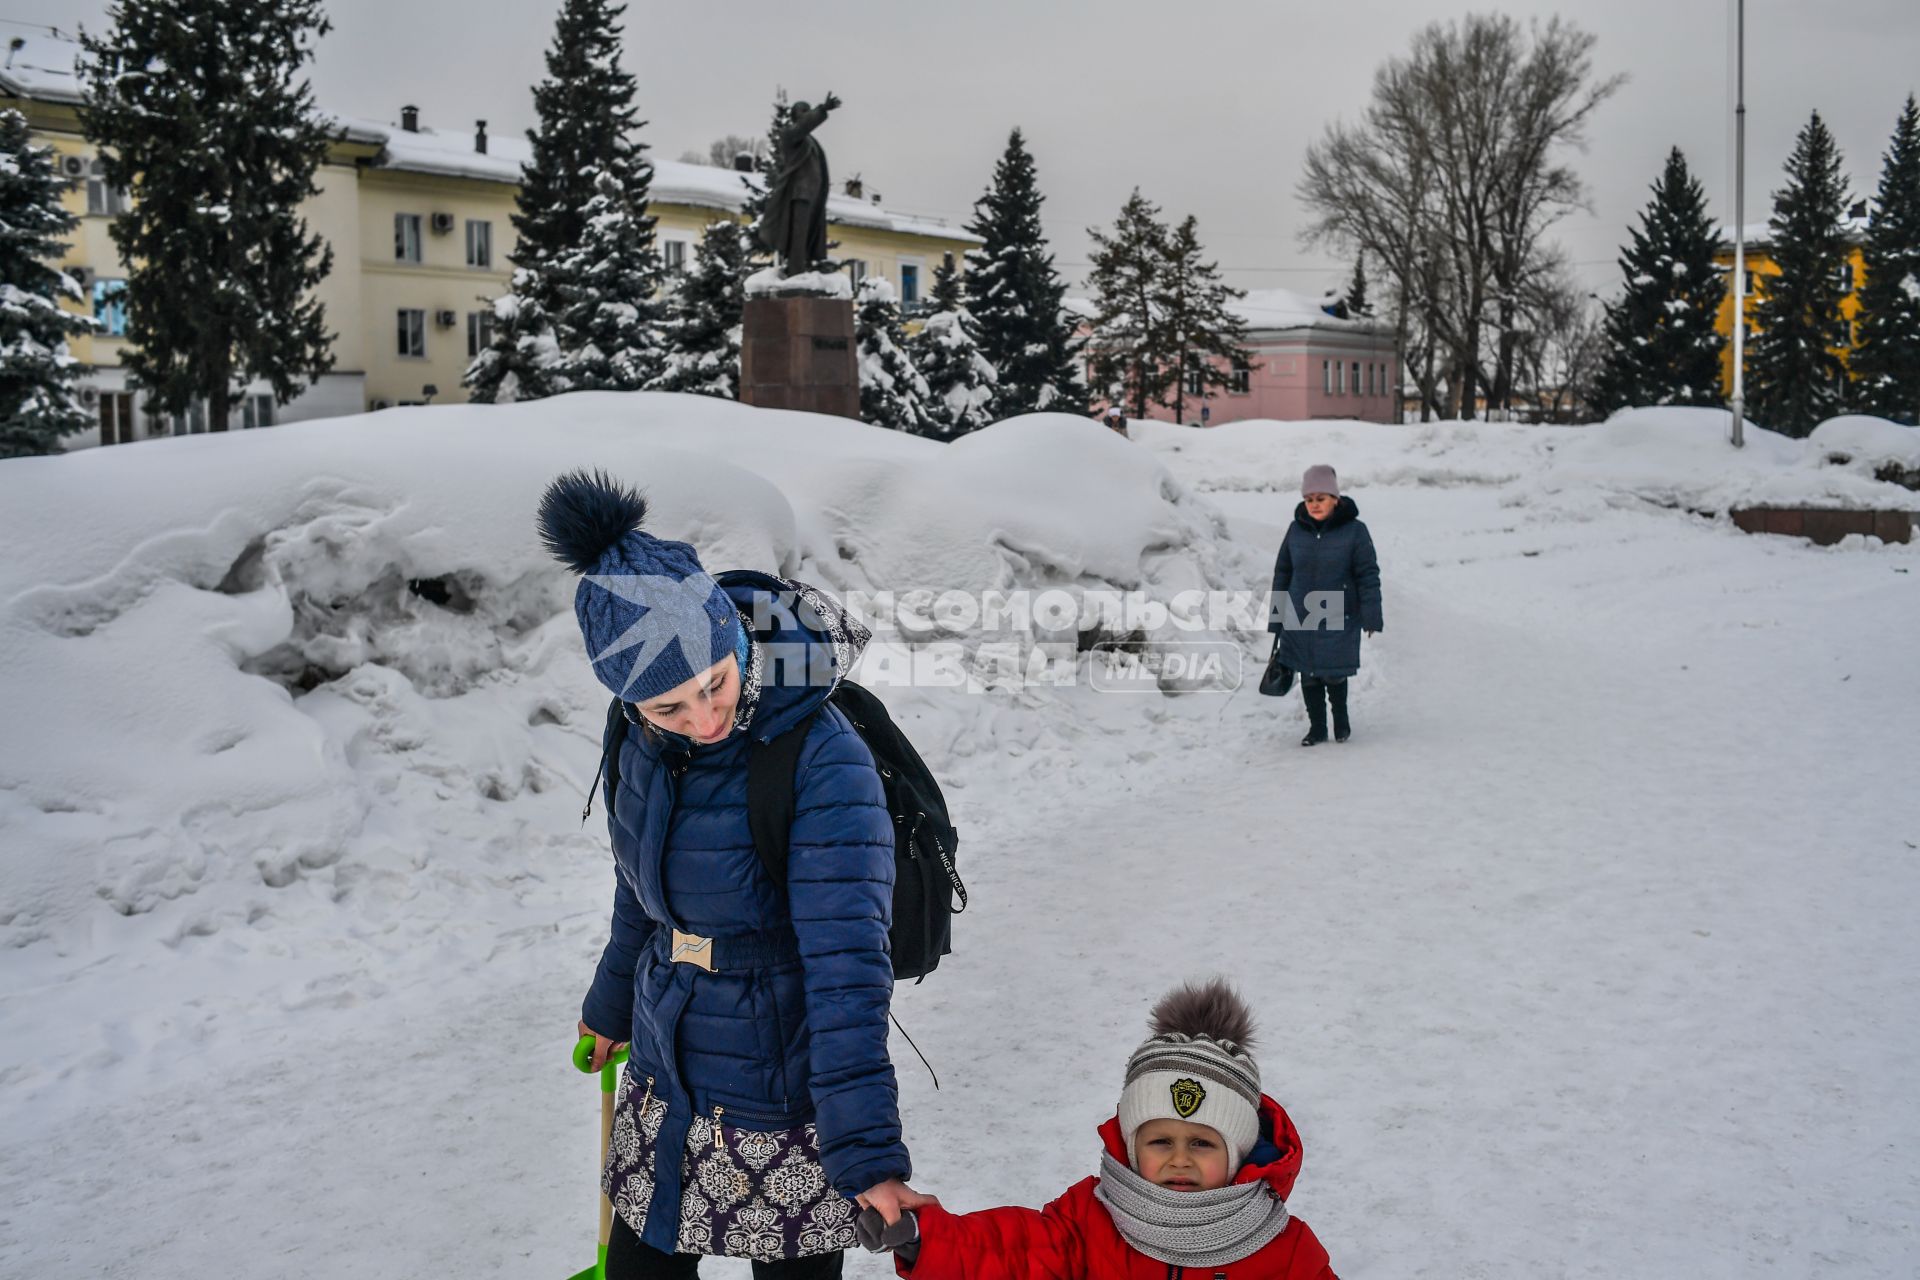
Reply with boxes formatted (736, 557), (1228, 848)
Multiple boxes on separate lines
(6, 482), (1917, 1278)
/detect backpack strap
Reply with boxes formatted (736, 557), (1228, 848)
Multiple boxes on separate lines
(746, 714), (814, 891)
(586, 696), (629, 826)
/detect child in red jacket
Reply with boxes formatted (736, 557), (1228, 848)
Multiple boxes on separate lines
(859, 979), (1340, 1279)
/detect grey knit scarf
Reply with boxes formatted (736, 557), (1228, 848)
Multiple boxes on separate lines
(1092, 1151), (1290, 1269)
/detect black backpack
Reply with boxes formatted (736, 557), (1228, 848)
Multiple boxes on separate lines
(591, 680), (965, 982)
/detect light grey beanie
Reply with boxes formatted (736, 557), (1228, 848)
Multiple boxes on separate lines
(1301, 464), (1339, 497)
(1117, 979), (1263, 1173)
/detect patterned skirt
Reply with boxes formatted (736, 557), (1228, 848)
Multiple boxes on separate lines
(602, 1063), (859, 1260)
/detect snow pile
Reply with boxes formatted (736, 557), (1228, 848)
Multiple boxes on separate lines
(1810, 414), (1920, 488)
(1138, 417), (1557, 493)
(1516, 407), (1920, 516)
(0, 393), (1240, 952)
(1143, 409), (1920, 521)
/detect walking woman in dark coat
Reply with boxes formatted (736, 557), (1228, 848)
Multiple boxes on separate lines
(1268, 464), (1383, 745)
(541, 470), (916, 1279)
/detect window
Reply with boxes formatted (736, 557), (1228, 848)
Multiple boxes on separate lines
(93, 279), (129, 337)
(98, 391), (136, 446)
(465, 220), (492, 269)
(239, 394), (276, 430)
(1351, 361), (1361, 395)
(1183, 366), (1204, 397)
(844, 259), (868, 286)
(1836, 260), (1854, 292)
(900, 263), (920, 306)
(1229, 358), (1252, 396)
(86, 159), (130, 216)
(467, 310), (495, 359)
(397, 308), (426, 357)
(395, 213), (423, 263)
(1334, 360), (1345, 395)
(662, 240), (687, 274)
(1322, 359), (1333, 395)
(171, 401), (208, 435)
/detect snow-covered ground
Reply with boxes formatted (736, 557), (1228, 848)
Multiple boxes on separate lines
(2, 398), (1916, 1278)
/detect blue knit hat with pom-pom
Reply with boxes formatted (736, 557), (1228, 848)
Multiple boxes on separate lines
(536, 469), (742, 704)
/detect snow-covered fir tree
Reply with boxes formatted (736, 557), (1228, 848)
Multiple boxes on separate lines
(1747, 112), (1855, 437)
(1853, 95), (1920, 424)
(1158, 214), (1253, 427)
(0, 109), (95, 457)
(1087, 189), (1175, 418)
(964, 129), (1086, 418)
(1591, 146), (1728, 415)
(549, 169), (665, 391)
(79, 0), (334, 433)
(465, 271), (569, 404)
(652, 218), (751, 398)
(907, 255), (997, 437)
(855, 277), (931, 432)
(468, 0), (652, 402)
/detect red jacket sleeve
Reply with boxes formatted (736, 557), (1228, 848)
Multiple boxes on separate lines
(897, 1183), (1093, 1280)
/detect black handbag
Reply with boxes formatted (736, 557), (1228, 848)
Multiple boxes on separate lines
(1257, 640), (1294, 697)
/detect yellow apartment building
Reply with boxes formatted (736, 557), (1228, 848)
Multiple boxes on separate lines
(1713, 216), (1867, 395)
(2, 32), (979, 448)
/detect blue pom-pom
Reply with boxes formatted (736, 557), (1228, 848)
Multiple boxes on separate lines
(537, 469), (648, 574)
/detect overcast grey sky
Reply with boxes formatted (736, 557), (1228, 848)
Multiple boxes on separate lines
(15, 0), (1920, 299)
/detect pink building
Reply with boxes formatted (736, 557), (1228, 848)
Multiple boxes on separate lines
(1083, 289), (1400, 425)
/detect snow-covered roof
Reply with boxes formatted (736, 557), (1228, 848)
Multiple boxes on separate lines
(334, 111), (978, 242)
(2, 30), (976, 244)
(1064, 287), (1390, 336)
(1232, 287), (1388, 335)
(0, 31), (86, 105)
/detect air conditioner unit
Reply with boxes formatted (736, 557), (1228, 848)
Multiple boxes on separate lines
(434, 308), (457, 327)
(79, 386), (101, 409)
(61, 153), (88, 178)
(430, 211), (455, 234)
(69, 265), (95, 290)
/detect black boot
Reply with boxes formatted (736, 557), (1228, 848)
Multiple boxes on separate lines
(1300, 680), (1328, 746)
(1329, 679), (1351, 743)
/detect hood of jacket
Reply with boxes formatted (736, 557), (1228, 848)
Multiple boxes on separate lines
(1096, 1094), (1305, 1201)
(1293, 494), (1360, 532)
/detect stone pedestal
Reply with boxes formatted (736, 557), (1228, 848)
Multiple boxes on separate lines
(740, 296), (860, 420)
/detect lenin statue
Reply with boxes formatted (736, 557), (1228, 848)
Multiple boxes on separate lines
(758, 94), (840, 277)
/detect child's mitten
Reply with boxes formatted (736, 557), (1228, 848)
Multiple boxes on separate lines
(856, 1206), (921, 1261)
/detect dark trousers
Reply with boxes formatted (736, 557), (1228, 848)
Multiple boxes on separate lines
(606, 1214), (845, 1280)
(1301, 677), (1349, 735)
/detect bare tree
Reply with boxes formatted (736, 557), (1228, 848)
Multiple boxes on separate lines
(680, 134), (766, 168)
(1512, 268), (1605, 422)
(1300, 13), (1621, 421)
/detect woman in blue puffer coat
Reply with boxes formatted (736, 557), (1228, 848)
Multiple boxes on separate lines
(1267, 464), (1383, 746)
(540, 470), (916, 1279)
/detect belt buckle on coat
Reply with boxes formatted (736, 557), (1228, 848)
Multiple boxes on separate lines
(670, 929), (715, 972)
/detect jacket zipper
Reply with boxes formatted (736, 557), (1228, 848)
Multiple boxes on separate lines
(712, 1104), (726, 1150)
(638, 1075), (655, 1115)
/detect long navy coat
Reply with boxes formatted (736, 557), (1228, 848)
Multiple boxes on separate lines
(1267, 496), (1383, 680)
(580, 571), (904, 1249)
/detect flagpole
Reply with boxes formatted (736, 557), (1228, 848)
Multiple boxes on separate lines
(1730, 0), (1747, 448)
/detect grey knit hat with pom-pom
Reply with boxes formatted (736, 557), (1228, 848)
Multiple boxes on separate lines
(536, 469), (741, 704)
(1117, 978), (1263, 1172)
